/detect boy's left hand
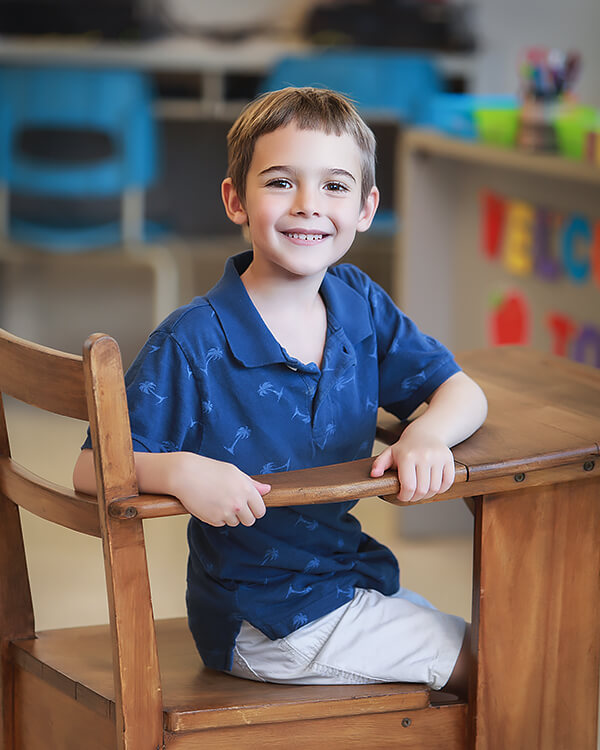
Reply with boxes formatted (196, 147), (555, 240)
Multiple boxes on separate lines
(370, 424), (455, 503)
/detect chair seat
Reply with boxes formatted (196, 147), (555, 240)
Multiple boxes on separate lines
(10, 618), (434, 734)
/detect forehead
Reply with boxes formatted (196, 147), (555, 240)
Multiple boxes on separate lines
(249, 123), (362, 176)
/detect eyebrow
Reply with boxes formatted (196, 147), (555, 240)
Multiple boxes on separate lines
(258, 166), (357, 183)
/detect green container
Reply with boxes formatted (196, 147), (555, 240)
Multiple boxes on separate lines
(474, 107), (520, 147)
(554, 106), (598, 160)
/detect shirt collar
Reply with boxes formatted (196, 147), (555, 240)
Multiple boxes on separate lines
(320, 267), (373, 346)
(206, 251), (287, 368)
(206, 251), (373, 368)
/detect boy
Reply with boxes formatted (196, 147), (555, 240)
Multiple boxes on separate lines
(74, 87), (487, 697)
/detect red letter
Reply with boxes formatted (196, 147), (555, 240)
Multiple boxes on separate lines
(546, 312), (576, 357)
(481, 191), (505, 260)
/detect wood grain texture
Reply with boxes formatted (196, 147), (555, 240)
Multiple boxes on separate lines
(12, 619), (433, 733)
(107, 458), (469, 519)
(0, 328), (87, 419)
(0, 456), (101, 537)
(13, 666), (115, 750)
(0, 393), (35, 750)
(163, 704), (467, 749)
(469, 477), (600, 750)
(83, 333), (163, 750)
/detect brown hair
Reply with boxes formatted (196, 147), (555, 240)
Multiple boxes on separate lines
(226, 86), (377, 207)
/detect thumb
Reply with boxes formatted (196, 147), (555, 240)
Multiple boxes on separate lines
(371, 448), (393, 477)
(252, 479), (272, 495)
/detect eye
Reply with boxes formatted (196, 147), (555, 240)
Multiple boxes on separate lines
(324, 181), (350, 193)
(265, 178), (292, 189)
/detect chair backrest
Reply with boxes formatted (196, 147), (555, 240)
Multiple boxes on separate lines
(0, 66), (157, 197)
(0, 328), (164, 749)
(262, 51), (442, 124)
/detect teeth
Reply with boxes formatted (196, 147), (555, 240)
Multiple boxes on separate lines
(286, 232), (323, 241)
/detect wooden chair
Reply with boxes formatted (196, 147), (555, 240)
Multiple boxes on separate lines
(1, 328), (599, 749)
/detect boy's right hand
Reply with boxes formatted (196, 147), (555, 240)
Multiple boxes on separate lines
(169, 452), (270, 527)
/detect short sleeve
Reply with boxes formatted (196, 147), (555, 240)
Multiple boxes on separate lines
(368, 279), (460, 419)
(82, 331), (203, 453)
(120, 331), (203, 454)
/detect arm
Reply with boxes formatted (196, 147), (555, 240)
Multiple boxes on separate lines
(73, 449), (271, 527)
(370, 371), (488, 503)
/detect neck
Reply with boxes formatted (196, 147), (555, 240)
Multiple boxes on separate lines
(240, 257), (329, 367)
(241, 257), (325, 317)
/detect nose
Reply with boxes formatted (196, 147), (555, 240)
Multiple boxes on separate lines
(291, 185), (320, 216)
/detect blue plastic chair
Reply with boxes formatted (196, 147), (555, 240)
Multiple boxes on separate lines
(263, 51), (442, 125)
(262, 51), (443, 234)
(0, 65), (161, 251)
(0, 65), (184, 327)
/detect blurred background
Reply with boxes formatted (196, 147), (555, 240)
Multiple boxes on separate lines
(1, 0), (598, 677)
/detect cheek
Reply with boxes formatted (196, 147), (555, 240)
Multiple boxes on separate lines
(333, 204), (363, 232)
(247, 197), (284, 227)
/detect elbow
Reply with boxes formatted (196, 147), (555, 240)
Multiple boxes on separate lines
(73, 449), (97, 496)
(474, 381), (488, 429)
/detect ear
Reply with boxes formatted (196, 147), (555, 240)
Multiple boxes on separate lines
(356, 186), (380, 233)
(221, 177), (248, 225)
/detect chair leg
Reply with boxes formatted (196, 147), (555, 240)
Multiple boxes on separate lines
(1, 644), (16, 750)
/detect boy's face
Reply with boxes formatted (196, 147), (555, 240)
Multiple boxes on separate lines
(222, 124), (379, 283)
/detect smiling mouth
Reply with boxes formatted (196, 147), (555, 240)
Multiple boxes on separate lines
(283, 232), (327, 241)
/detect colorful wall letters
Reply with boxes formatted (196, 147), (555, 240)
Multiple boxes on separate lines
(481, 191), (600, 286)
(481, 191), (600, 367)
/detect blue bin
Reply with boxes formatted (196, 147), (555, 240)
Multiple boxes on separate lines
(427, 94), (519, 139)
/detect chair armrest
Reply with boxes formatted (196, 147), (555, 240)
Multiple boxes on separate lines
(107, 456), (469, 520)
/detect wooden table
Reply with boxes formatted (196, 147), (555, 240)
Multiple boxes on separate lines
(320, 344), (600, 748)
(445, 347), (599, 749)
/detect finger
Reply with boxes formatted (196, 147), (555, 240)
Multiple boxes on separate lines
(412, 462), (433, 503)
(440, 459), (456, 494)
(247, 490), (267, 520)
(371, 448), (393, 477)
(423, 463), (444, 500)
(235, 505), (258, 527)
(225, 513), (240, 527)
(396, 463), (417, 503)
(252, 479), (272, 496)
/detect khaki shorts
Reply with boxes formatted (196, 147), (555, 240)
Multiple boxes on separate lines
(229, 586), (466, 690)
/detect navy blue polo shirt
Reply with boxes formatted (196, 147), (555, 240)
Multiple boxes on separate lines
(103, 251), (459, 671)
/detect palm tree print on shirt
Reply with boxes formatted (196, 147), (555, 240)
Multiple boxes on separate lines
(286, 584), (313, 599)
(199, 347), (224, 375)
(334, 374), (355, 392)
(303, 557), (320, 573)
(260, 547), (279, 566)
(258, 382), (283, 401)
(139, 381), (167, 404)
(317, 422), (336, 447)
(224, 426), (250, 455)
(260, 459), (291, 474)
(292, 613), (308, 628)
(336, 584), (354, 598)
(295, 515), (318, 531)
(291, 406), (311, 424)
